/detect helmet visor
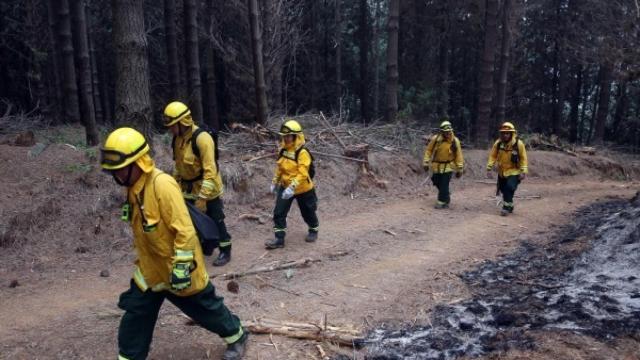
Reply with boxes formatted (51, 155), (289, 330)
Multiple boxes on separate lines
(100, 141), (148, 169)
(163, 108), (190, 127)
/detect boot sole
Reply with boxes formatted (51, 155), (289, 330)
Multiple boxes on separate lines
(265, 244), (285, 249)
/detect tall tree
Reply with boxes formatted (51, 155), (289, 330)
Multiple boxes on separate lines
(55, 0), (81, 123)
(70, 0), (99, 145)
(495, 0), (513, 125)
(592, 63), (613, 144)
(205, 0), (220, 130)
(358, 0), (371, 123)
(334, 0), (342, 109)
(384, 0), (399, 122)
(112, 0), (153, 139)
(164, 0), (181, 99)
(184, 0), (203, 123)
(436, 1), (451, 118)
(248, 0), (268, 124)
(474, 0), (499, 145)
(568, 64), (583, 142)
(46, 0), (63, 121)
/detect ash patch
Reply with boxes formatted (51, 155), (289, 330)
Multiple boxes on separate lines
(363, 197), (640, 359)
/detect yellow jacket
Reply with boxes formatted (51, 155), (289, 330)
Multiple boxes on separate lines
(173, 125), (223, 200)
(272, 133), (314, 195)
(486, 136), (529, 177)
(127, 159), (208, 297)
(422, 134), (464, 174)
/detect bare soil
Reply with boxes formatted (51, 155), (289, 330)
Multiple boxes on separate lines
(0, 130), (639, 359)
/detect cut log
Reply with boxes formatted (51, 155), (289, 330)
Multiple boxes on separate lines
(343, 143), (369, 162)
(243, 318), (363, 347)
(216, 258), (321, 280)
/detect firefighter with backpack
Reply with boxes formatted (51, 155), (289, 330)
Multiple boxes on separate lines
(163, 101), (233, 266)
(486, 122), (529, 216)
(265, 120), (319, 249)
(423, 120), (464, 209)
(100, 128), (248, 360)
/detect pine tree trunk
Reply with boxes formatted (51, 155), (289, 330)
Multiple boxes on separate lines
(56, 0), (81, 123)
(335, 0), (342, 109)
(99, 54), (113, 125)
(248, 0), (268, 124)
(474, 0), (499, 146)
(205, 0), (220, 130)
(384, 0), (399, 122)
(183, 0), (203, 124)
(112, 0), (153, 140)
(89, 30), (104, 124)
(592, 63), (613, 144)
(372, 0), (382, 117)
(71, 0), (99, 146)
(495, 0), (512, 125)
(436, 1), (451, 118)
(358, 0), (371, 123)
(46, 0), (63, 122)
(164, 0), (181, 99)
(612, 81), (627, 139)
(568, 64), (582, 143)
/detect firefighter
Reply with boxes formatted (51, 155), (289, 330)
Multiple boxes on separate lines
(265, 120), (319, 249)
(486, 122), (529, 216)
(100, 127), (248, 360)
(163, 101), (232, 266)
(422, 120), (464, 209)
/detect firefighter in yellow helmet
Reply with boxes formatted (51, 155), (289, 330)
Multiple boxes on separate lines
(422, 120), (464, 209)
(265, 120), (319, 249)
(486, 122), (529, 216)
(100, 128), (247, 360)
(163, 101), (232, 266)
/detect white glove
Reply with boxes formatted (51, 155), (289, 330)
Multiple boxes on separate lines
(270, 183), (277, 194)
(281, 187), (295, 200)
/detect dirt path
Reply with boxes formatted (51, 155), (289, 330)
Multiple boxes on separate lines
(0, 179), (637, 359)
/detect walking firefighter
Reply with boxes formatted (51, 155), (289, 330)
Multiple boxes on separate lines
(99, 127), (248, 360)
(163, 101), (233, 266)
(422, 120), (465, 209)
(265, 120), (320, 249)
(486, 122), (529, 216)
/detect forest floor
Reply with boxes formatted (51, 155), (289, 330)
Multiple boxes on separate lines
(0, 125), (639, 359)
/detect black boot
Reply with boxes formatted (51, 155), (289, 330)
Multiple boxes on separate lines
(212, 248), (231, 266)
(265, 236), (285, 249)
(305, 231), (318, 243)
(222, 330), (248, 360)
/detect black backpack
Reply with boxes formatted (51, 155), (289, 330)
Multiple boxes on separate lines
(172, 127), (220, 169)
(279, 146), (315, 179)
(185, 201), (220, 256)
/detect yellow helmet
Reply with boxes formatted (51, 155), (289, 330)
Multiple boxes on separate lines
(100, 127), (150, 170)
(499, 122), (516, 132)
(439, 120), (453, 132)
(163, 101), (191, 127)
(279, 119), (303, 135)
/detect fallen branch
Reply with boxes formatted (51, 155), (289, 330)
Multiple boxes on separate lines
(319, 111), (347, 149)
(243, 318), (363, 347)
(216, 258), (321, 280)
(313, 151), (369, 163)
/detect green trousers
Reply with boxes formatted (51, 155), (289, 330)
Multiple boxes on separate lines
(431, 172), (453, 205)
(117, 281), (243, 360)
(205, 197), (232, 251)
(498, 175), (520, 211)
(273, 188), (319, 239)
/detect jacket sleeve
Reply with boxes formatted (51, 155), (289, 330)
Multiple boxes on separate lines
(518, 140), (528, 174)
(291, 149), (312, 190)
(486, 141), (499, 170)
(195, 132), (218, 199)
(454, 138), (464, 171)
(422, 136), (437, 167)
(156, 174), (197, 264)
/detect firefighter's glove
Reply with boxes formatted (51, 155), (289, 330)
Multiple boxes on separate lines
(455, 171), (463, 179)
(519, 173), (526, 181)
(423, 165), (429, 174)
(171, 262), (192, 291)
(486, 170), (493, 179)
(270, 183), (277, 194)
(281, 187), (295, 200)
(195, 198), (207, 212)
